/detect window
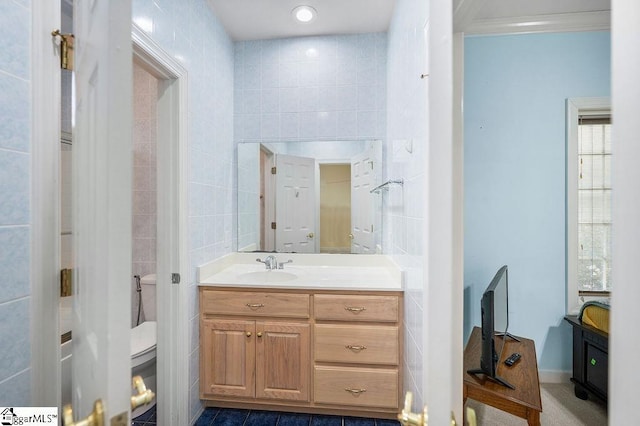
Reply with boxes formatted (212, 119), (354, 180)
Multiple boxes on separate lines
(567, 98), (612, 313)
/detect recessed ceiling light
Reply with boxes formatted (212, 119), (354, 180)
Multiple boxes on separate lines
(292, 5), (317, 23)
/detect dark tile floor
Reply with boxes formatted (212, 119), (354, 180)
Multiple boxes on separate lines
(132, 405), (400, 426)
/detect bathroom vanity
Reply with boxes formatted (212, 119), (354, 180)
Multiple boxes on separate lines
(197, 253), (404, 419)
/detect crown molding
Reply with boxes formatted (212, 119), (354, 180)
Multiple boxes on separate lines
(461, 10), (610, 35)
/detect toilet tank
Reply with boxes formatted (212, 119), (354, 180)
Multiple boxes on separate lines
(140, 274), (156, 321)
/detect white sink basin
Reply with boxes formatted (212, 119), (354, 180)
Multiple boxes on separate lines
(238, 270), (298, 283)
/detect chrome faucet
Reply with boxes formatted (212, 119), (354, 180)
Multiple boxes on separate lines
(256, 255), (293, 270)
(278, 259), (293, 269)
(256, 255), (277, 270)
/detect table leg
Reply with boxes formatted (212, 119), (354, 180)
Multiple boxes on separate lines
(526, 409), (540, 426)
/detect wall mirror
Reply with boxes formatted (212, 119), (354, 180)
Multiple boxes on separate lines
(237, 140), (383, 254)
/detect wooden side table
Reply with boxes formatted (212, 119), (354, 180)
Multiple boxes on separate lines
(463, 327), (542, 426)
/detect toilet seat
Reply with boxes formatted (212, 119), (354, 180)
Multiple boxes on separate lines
(131, 321), (157, 367)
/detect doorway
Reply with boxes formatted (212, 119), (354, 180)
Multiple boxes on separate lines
(319, 163), (351, 253)
(132, 25), (190, 424)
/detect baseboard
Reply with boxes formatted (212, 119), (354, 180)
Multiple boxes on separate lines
(539, 370), (572, 384)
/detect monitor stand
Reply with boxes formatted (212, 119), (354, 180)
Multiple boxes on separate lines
(466, 368), (515, 390)
(496, 332), (521, 342)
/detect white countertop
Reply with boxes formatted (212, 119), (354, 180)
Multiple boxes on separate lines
(197, 253), (404, 291)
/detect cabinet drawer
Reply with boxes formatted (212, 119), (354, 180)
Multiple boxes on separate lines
(315, 324), (398, 365)
(202, 290), (310, 318)
(314, 294), (398, 322)
(314, 366), (398, 409)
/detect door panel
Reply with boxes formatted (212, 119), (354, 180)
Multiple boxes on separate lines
(275, 154), (316, 253)
(72, 0), (132, 419)
(256, 322), (310, 401)
(202, 319), (255, 398)
(351, 149), (376, 253)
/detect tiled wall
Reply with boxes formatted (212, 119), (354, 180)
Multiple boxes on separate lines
(234, 34), (387, 143)
(132, 62), (158, 325)
(0, 0), (32, 405)
(132, 0), (235, 422)
(386, 0), (429, 408)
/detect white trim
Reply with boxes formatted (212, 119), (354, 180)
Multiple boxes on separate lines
(425, 1), (457, 423)
(610, 3), (640, 421)
(264, 151), (276, 251)
(452, 31), (465, 421)
(132, 24), (190, 426)
(314, 161), (321, 253)
(31, 0), (62, 407)
(463, 11), (610, 36)
(566, 97), (610, 315)
(453, 0), (489, 33)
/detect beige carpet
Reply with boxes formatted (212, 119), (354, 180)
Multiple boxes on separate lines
(465, 383), (607, 425)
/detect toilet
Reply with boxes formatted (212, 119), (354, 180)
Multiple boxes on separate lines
(131, 273), (157, 418)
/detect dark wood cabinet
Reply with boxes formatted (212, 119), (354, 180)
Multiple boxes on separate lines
(564, 315), (608, 402)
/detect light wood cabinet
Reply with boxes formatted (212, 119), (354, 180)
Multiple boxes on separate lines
(313, 294), (401, 411)
(201, 318), (255, 398)
(255, 321), (310, 401)
(199, 287), (403, 419)
(200, 290), (310, 402)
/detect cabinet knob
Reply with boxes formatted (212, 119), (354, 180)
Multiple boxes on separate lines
(246, 331), (252, 337)
(257, 332), (263, 338)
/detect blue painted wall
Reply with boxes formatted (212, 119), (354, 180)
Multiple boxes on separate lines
(464, 31), (610, 373)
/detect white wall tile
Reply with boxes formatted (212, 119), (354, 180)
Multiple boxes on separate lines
(0, 298), (30, 382)
(386, 0), (429, 407)
(235, 33), (386, 143)
(0, 150), (29, 225)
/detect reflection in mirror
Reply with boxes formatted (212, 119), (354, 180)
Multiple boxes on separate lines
(237, 140), (382, 254)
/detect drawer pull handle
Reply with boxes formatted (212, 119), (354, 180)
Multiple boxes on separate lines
(345, 345), (367, 352)
(246, 303), (265, 309)
(345, 306), (366, 313)
(345, 388), (367, 395)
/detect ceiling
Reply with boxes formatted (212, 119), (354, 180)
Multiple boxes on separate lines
(208, 0), (610, 41)
(207, 0), (397, 41)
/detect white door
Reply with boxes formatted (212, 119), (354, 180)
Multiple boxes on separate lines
(275, 154), (316, 252)
(351, 149), (376, 253)
(72, 0), (133, 422)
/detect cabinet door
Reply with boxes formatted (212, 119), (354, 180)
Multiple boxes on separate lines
(256, 322), (310, 401)
(201, 319), (255, 398)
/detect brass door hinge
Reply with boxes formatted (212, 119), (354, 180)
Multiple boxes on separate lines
(61, 268), (73, 297)
(52, 29), (75, 70)
(271, 166), (277, 174)
(271, 222), (276, 230)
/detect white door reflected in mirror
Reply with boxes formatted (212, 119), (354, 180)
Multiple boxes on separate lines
(237, 140), (382, 254)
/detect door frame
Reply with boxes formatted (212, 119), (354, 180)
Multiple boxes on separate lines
(31, 0), (62, 406)
(132, 25), (190, 425)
